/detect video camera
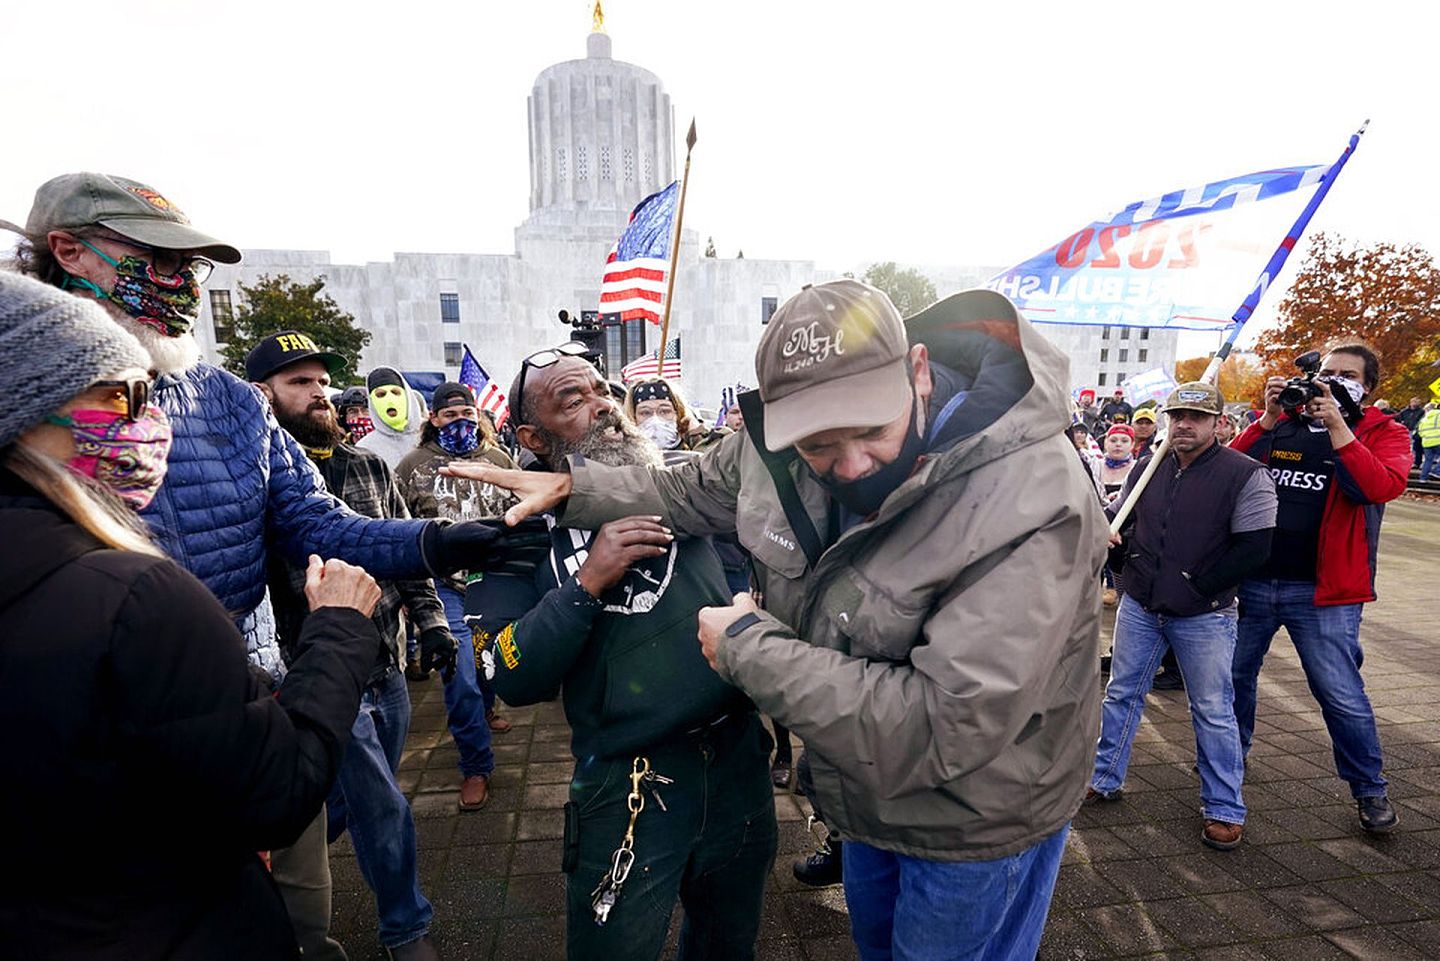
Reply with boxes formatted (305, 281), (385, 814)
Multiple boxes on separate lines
(1276, 350), (1362, 420)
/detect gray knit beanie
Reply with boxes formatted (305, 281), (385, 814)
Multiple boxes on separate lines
(0, 271), (152, 448)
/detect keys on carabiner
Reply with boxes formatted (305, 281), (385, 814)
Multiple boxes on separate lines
(643, 768), (673, 812)
(590, 845), (636, 925)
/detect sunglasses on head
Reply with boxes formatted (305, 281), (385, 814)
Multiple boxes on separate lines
(511, 342), (594, 426)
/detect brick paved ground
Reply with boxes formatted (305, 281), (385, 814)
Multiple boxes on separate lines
(329, 498), (1440, 960)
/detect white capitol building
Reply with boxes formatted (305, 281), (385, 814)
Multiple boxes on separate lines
(198, 17), (1177, 409)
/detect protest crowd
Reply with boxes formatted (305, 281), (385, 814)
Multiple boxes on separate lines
(0, 171), (1424, 961)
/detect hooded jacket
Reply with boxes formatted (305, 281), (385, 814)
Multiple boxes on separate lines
(561, 289), (1108, 860)
(1232, 406), (1412, 605)
(139, 362), (430, 674)
(0, 468), (378, 961)
(357, 366), (427, 469)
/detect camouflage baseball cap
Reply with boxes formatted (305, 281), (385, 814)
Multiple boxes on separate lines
(19, 173), (241, 263)
(1164, 381), (1226, 415)
(754, 279), (911, 452)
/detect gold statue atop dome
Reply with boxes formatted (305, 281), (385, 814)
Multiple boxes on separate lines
(591, 0), (605, 33)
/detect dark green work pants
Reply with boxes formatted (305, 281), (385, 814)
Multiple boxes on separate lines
(563, 712), (778, 961)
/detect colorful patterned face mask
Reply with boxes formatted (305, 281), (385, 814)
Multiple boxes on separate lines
(64, 241), (202, 337)
(437, 417), (480, 455)
(346, 414), (374, 441)
(46, 405), (173, 508)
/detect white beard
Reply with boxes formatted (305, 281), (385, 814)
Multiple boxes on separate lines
(106, 309), (202, 374)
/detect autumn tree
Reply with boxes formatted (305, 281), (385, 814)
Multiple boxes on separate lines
(1254, 233), (1440, 401)
(220, 274), (371, 387)
(1173, 353), (1267, 409)
(863, 262), (938, 317)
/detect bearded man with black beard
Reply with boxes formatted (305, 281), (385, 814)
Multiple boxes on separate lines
(456, 352), (776, 961)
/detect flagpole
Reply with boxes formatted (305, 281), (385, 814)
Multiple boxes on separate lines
(657, 119), (697, 367)
(1110, 121), (1369, 534)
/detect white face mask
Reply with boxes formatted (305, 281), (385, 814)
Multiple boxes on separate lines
(638, 416), (680, 449)
(1328, 375), (1365, 405)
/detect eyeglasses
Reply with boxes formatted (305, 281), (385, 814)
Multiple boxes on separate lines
(510, 341), (594, 427)
(92, 378), (153, 421)
(88, 235), (215, 284)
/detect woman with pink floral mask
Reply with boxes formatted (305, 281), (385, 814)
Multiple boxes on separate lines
(0, 272), (385, 961)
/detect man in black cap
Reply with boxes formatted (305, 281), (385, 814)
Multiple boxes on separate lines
(395, 382), (521, 810)
(249, 332), (455, 961)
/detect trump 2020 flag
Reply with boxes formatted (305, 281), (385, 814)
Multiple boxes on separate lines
(459, 346), (510, 429)
(600, 182), (680, 325)
(1123, 367), (1179, 407)
(986, 164), (1334, 330)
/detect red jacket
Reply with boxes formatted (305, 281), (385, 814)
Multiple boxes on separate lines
(1232, 408), (1413, 605)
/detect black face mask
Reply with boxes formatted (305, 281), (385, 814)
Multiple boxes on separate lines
(815, 394), (927, 516)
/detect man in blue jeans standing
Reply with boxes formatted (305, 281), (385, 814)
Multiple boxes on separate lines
(1231, 345), (1414, 833)
(254, 333), (454, 961)
(1090, 382), (1277, 851)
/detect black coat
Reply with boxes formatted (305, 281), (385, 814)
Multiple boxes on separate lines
(0, 469), (378, 961)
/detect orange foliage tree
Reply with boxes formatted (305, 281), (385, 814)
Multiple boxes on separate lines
(1253, 233), (1440, 402)
(1173, 354), (1268, 409)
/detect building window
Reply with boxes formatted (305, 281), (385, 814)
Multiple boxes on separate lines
(1120, 327), (1131, 340)
(604, 319), (647, 375)
(1102, 325), (1111, 339)
(1119, 349), (1128, 362)
(1098, 372), (1107, 386)
(209, 290), (234, 344)
(1099, 348), (1109, 363)
(642, 152), (652, 183)
(443, 342), (462, 366)
(622, 148), (634, 183)
(1117, 372), (1127, 384)
(600, 145), (613, 181)
(1138, 349), (1148, 363)
(440, 292), (460, 323)
(557, 147), (568, 182)
(761, 297), (778, 324)
(577, 144), (589, 182)
(1141, 328), (1150, 340)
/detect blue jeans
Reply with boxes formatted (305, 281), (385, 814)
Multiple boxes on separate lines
(843, 825), (1069, 961)
(1420, 444), (1440, 480)
(1233, 578), (1386, 798)
(1093, 594), (1246, 824)
(438, 584), (495, 779)
(326, 669), (433, 948)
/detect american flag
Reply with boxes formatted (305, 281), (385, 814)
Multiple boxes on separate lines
(620, 336), (681, 383)
(459, 345), (510, 429)
(600, 181), (679, 325)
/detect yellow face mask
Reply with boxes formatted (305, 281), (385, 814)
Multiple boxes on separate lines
(371, 384), (409, 432)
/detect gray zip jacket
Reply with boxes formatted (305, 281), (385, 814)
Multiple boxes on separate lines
(561, 289), (1108, 860)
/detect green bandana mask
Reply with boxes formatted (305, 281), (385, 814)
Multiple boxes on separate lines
(371, 384), (409, 431)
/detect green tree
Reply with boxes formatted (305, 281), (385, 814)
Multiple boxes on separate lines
(862, 262), (937, 317)
(1254, 233), (1440, 400)
(220, 274), (372, 386)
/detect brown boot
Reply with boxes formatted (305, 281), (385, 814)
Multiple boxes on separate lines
(486, 709), (512, 734)
(459, 775), (490, 811)
(1202, 819), (1243, 850)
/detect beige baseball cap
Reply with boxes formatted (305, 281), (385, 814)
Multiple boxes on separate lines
(754, 279), (911, 451)
(17, 172), (241, 263)
(1164, 381), (1226, 415)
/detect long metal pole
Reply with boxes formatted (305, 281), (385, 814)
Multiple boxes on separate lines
(657, 119), (697, 364)
(1110, 121), (1369, 533)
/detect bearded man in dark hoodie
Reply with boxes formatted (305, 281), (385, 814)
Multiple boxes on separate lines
(448, 282), (1108, 961)
(458, 344), (777, 961)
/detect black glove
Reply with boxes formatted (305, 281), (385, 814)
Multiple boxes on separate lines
(419, 627), (458, 682)
(422, 517), (553, 577)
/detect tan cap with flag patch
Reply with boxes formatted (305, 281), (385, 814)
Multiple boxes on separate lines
(18, 173), (241, 264)
(1164, 381), (1226, 415)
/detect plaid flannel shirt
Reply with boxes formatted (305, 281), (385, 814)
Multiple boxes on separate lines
(270, 442), (448, 679)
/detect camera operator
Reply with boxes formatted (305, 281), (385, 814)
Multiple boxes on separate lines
(1230, 344), (1414, 833)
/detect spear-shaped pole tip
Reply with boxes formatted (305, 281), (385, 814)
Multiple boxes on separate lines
(686, 119), (697, 152)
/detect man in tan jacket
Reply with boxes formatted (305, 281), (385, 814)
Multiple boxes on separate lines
(445, 281), (1107, 960)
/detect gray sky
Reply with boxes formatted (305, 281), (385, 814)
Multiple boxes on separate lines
(6, 0), (1433, 356)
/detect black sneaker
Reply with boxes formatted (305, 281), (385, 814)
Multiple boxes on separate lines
(793, 841), (843, 887)
(1083, 786), (1122, 805)
(1151, 670), (1185, 691)
(1357, 795), (1399, 833)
